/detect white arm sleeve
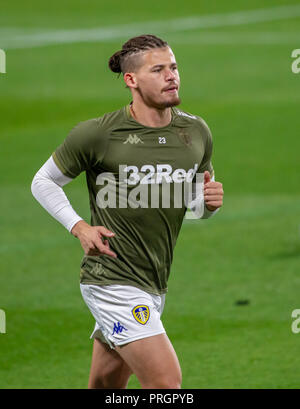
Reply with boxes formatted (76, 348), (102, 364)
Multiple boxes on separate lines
(31, 156), (83, 233)
(202, 203), (220, 219)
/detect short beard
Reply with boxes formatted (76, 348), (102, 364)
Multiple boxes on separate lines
(137, 88), (181, 109)
(160, 97), (181, 108)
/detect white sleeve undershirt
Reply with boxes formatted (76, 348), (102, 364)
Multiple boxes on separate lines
(190, 174), (220, 219)
(31, 156), (83, 233)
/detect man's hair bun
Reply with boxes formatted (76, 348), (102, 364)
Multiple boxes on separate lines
(108, 51), (123, 73)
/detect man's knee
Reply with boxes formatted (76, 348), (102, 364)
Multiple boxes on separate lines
(89, 362), (132, 389)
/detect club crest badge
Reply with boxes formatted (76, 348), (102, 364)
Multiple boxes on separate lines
(178, 129), (192, 147)
(132, 305), (150, 325)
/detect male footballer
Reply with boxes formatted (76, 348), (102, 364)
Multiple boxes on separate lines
(31, 34), (224, 389)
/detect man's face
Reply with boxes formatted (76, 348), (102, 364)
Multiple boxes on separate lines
(132, 47), (181, 109)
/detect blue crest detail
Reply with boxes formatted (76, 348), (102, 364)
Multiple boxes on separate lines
(132, 305), (150, 325)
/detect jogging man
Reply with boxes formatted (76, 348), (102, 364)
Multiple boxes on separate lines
(31, 34), (224, 389)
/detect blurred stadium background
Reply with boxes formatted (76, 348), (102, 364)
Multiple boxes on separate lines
(1, 0), (300, 388)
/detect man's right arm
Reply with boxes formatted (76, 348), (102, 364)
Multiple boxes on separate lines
(31, 156), (117, 258)
(31, 155), (83, 233)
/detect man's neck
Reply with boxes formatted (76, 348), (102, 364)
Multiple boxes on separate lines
(130, 100), (172, 128)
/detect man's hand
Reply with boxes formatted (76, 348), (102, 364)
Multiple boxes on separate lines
(203, 171), (224, 211)
(71, 220), (117, 258)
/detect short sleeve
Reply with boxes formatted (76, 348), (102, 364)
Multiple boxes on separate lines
(197, 118), (214, 177)
(52, 119), (99, 179)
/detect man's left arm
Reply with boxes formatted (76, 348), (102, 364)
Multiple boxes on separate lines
(202, 170), (223, 218)
(192, 117), (224, 219)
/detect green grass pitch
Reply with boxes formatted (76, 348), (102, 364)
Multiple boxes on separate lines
(1, 0), (300, 388)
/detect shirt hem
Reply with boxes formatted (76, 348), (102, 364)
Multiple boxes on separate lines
(114, 330), (167, 347)
(79, 278), (168, 296)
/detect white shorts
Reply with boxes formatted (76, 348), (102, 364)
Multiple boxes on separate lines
(80, 283), (166, 349)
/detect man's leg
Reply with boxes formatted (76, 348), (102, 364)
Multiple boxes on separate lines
(88, 338), (133, 389)
(116, 333), (182, 389)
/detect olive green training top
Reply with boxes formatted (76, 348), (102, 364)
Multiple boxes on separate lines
(52, 103), (214, 295)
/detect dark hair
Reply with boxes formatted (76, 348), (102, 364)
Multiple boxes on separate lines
(108, 34), (169, 74)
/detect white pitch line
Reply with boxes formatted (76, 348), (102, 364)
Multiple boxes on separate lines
(170, 32), (300, 45)
(1, 4), (300, 50)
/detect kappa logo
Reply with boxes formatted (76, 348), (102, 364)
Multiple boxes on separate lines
(123, 134), (144, 145)
(132, 305), (150, 325)
(112, 321), (128, 335)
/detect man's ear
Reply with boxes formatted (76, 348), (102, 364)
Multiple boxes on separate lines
(124, 72), (138, 89)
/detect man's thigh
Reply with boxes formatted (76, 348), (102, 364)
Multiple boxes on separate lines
(89, 338), (132, 389)
(80, 283), (180, 387)
(116, 333), (182, 388)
